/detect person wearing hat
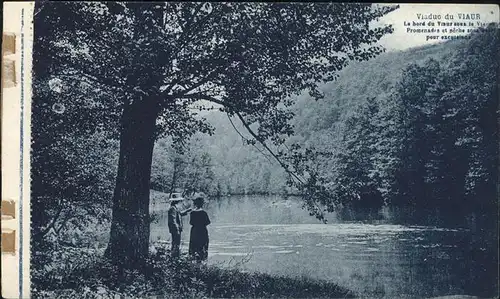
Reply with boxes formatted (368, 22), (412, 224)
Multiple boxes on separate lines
(188, 196), (211, 262)
(167, 197), (192, 258)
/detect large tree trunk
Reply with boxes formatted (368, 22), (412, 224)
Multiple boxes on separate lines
(105, 97), (159, 267)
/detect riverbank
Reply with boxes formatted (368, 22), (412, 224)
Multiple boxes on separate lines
(32, 242), (354, 298)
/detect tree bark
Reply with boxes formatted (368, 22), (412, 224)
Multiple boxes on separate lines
(168, 157), (181, 197)
(105, 96), (159, 267)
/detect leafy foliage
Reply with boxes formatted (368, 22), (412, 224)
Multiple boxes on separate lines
(30, 2), (498, 296)
(34, 2), (396, 146)
(30, 78), (119, 243)
(290, 27), (499, 225)
(151, 136), (216, 196)
(389, 27), (499, 225)
(179, 28), (499, 227)
(32, 244), (354, 299)
(33, 2), (397, 262)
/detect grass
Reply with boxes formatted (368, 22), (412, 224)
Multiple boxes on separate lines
(32, 242), (354, 299)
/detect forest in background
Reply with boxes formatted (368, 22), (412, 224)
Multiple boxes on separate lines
(32, 28), (498, 249)
(29, 3), (498, 297)
(149, 29), (498, 230)
(150, 37), (465, 198)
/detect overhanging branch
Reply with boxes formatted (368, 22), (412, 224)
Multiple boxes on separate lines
(58, 68), (125, 94)
(226, 113), (276, 165)
(178, 93), (227, 107)
(57, 74), (122, 96)
(159, 4), (216, 93)
(233, 111), (305, 185)
(179, 92), (308, 187)
(172, 69), (221, 97)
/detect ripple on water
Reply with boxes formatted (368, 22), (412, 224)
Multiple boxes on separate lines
(278, 223), (463, 236)
(210, 252), (249, 257)
(210, 242), (238, 246)
(213, 223), (459, 238)
(212, 244), (246, 249)
(416, 243), (441, 248)
(347, 240), (369, 245)
(250, 245), (286, 249)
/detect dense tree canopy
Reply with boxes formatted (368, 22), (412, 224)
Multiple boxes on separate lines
(33, 2), (397, 266)
(35, 3), (396, 143)
(182, 27), (498, 228)
(291, 27), (498, 226)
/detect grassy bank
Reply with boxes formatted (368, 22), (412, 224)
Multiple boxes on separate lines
(32, 242), (354, 298)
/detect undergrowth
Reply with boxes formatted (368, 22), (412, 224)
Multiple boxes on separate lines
(32, 241), (354, 298)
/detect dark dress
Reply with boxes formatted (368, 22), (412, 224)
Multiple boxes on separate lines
(189, 209), (211, 261)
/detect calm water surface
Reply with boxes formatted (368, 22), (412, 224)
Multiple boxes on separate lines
(149, 193), (497, 298)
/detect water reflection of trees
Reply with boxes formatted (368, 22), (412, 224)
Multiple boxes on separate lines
(151, 193), (498, 298)
(390, 229), (498, 298)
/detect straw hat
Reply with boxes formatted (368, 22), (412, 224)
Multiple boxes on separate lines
(169, 198), (184, 202)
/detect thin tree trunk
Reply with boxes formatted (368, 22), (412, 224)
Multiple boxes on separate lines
(168, 158), (181, 197)
(105, 96), (159, 267)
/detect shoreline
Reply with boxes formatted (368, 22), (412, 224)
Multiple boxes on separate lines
(32, 243), (354, 299)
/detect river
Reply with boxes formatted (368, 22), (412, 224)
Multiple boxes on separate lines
(149, 193), (497, 298)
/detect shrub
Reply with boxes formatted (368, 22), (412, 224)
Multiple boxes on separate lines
(32, 244), (354, 298)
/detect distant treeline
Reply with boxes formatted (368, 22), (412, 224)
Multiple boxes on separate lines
(32, 29), (498, 242)
(151, 29), (498, 229)
(323, 28), (498, 228)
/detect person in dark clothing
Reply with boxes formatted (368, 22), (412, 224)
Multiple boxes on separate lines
(189, 196), (211, 261)
(168, 197), (191, 258)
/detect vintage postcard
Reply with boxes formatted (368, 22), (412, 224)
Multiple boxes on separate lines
(2, 2), (498, 299)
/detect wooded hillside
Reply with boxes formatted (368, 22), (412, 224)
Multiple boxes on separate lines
(152, 30), (498, 230)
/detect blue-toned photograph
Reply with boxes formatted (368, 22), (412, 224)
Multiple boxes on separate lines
(29, 2), (498, 298)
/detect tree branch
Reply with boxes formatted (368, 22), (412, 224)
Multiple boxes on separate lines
(178, 93), (305, 185)
(33, 0), (50, 17)
(233, 111), (305, 185)
(159, 4), (217, 96)
(176, 5), (214, 53)
(177, 93), (327, 218)
(58, 69), (126, 94)
(226, 113), (276, 165)
(55, 211), (74, 235)
(171, 69), (220, 98)
(40, 199), (64, 236)
(178, 93), (227, 107)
